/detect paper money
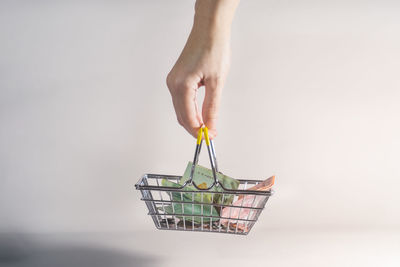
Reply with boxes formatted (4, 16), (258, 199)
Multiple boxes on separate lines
(220, 176), (275, 232)
(159, 162), (240, 224)
(180, 161), (239, 190)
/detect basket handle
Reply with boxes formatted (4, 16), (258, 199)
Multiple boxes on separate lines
(182, 127), (219, 190)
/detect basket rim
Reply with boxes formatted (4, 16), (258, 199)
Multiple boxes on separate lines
(135, 173), (274, 196)
(140, 198), (266, 210)
(147, 211), (259, 222)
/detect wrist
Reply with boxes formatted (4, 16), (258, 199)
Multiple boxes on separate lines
(192, 0), (239, 42)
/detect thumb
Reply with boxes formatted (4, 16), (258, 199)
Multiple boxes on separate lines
(202, 78), (222, 139)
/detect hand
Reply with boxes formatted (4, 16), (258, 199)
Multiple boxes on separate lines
(167, 29), (230, 139)
(167, 0), (239, 139)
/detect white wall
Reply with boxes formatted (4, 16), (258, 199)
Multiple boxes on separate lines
(1, 0), (399, 233)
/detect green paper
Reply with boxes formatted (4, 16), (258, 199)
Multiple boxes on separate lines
(159, 162), (240, 224)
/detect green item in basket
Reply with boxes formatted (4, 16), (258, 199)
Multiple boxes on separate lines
(159, 162), (240, 224)
(180, 161), (240, 205)
(160, 178), (219, 224)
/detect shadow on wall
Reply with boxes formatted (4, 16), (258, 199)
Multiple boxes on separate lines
(0, 233), (159, 267)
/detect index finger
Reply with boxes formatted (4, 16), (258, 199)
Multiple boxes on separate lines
(174, 84), (203, 138)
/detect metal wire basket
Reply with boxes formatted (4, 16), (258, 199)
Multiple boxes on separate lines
(135, 128), (273, 235)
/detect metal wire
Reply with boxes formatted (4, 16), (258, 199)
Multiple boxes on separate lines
(136, 174), (273, 235)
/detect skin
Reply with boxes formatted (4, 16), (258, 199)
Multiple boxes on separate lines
(167, 0), (240, 139)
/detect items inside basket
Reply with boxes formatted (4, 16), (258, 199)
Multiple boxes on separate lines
(154, 162), (275, 233)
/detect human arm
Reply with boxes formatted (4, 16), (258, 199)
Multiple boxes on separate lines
(166, 0), (240, 138)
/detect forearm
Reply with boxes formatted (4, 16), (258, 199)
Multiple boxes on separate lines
(191, 0), (239, 44)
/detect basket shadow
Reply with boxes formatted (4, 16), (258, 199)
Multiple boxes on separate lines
(0, 233), (159, 267)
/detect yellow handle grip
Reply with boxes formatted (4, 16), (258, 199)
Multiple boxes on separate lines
(203, 127), (211, 146)
(196, 127), (203, 145)
(196, 127), (211, 146)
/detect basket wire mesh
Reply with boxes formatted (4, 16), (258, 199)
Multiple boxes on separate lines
(135, 128), (273, 235)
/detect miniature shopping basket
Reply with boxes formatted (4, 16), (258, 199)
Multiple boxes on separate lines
(135, 127), (273, 235)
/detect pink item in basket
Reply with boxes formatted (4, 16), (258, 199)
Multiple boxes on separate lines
(220, 176), (275, 232)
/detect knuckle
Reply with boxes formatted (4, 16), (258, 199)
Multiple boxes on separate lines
(167, 75), (193, 95)
(167, 74), (182, 88)
(166, 73), (175, 91)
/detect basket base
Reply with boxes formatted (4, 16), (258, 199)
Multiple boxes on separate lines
(153, 217), (251, 235)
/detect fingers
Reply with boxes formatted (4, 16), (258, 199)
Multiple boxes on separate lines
(170, 94), (184, 126)
(167, 75), (203, 138)
(202, 77), (222, 139)
(177, 87), (203, 137)
(167, 72), (223, 139)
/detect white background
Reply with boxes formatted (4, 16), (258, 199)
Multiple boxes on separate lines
(1, 1), (399, 266)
